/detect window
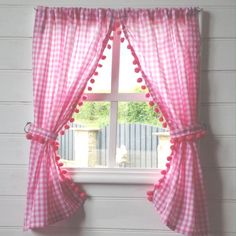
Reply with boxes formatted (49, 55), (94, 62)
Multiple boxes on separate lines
(58, 28), (170, 169)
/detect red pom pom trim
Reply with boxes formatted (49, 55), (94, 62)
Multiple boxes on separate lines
(26, 133), (33, 140)
(64, 124), (70, 129)
(162, 122), (167, 128)
(137, 78), (143, 83)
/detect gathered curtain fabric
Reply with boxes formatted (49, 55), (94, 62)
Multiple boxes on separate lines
(25, 7), (208, 236)
(122, 9), (209, 235)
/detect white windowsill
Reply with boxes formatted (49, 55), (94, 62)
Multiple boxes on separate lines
(67, 168), (161, 185)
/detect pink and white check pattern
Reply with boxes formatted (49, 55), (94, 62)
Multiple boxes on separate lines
(25, 7), (208, 235)
(24, 7), (112, 230)
(122, 8), (209, 235)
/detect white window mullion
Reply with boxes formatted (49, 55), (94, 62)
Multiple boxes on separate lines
(108, 29), (121, 168)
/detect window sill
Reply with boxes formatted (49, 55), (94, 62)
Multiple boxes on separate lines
(67, 168), (161, 185)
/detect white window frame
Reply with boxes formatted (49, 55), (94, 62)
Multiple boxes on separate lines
(69, 11), (203, 184)
(68, 29), (161, 183)
(84, 29), (149, 168)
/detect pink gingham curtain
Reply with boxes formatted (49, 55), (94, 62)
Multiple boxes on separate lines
(24, 7), (112, 229)
(25, 7), (208, 236)
(121, 8), (208, 235)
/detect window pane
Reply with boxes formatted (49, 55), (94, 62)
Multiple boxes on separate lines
(84, 44), (112, 93)
(116, 102), (170, 168)
(119, 40), (145, 93)
(58, 102), (110, 168)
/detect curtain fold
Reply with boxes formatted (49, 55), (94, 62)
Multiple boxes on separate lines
(24, 7), (112, 230)
(122, 8), (208, 236)
(25, 7), (208, 236)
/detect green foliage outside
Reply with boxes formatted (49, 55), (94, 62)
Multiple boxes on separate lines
(74, 101), (161, 128)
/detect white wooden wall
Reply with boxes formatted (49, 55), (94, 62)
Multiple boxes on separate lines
(0, 0), (235, 236)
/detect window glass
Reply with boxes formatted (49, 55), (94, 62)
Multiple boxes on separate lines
(84, 46), (112, 94)
(59, 102), (110, 168)
(116, 102), (164, 168)
(118, 41), (145, 94)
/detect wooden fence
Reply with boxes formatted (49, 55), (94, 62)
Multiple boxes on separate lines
(58, 123), (164, 168)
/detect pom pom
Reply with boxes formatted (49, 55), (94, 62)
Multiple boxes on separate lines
(146, 190), (153, 196)
(101, 55), (106, 60)
(109, 36), (114, 41)
(98, 64), (103, 68)
(162, 122), (167, 128)
(155, 184), (161, 189)
(55, 141), (60, 146)
(154, 107), (159, 113)
(74, 108), (79, 113)
(87, 86), (92, 91)
(127, 45), (131, 49)
(161, 170), (167, 175)
(166, 163), (170, 168)
(61, 170), (67, 175)
(60, 130), (65, 135)
(120, 37), (125, 43)
(58, 162), (64, 167)
(26, 133), (33, 140)
(64, 124), (70, 129)
(80, 192), (87, 199)
(134, 67), (140, 73)
(117, 30), (122, 35)
(133, 60), (138, 65)
(69, 118), (75, 123)
(141, 85), (146, 90)
(107, 44), (112, 49)
(78, 101), (83, 106)
(145, 93), (150, 98)
(167, 156), (172, 161)
(147, 195), (153, 202)
(90, 79), (95, 84)
(159, 117), (164, 122)
(94, 71), (98, 76)
(82, 95), (88, 100)
(149, 101), (154, 107)
(137, 78), (143, 83)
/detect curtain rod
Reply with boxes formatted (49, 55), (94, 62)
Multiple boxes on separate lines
(34, 7), (204, 11)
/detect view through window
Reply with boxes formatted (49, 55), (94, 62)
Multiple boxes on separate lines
(58, 29), (170, 169)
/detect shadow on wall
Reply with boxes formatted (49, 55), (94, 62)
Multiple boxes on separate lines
(32, 207), (86, 236)
(200, 10), (223, 235)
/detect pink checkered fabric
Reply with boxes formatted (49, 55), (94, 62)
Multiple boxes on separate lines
(24, 7), (112, 230)
(122, 8), (209, 235)
(25, 7), (208, 235)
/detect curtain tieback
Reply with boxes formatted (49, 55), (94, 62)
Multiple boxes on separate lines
(24, 122), (58, 144)
(170, 124), (207, 142)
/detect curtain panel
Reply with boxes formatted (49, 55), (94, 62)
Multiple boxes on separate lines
(25, 7), (208, 236)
